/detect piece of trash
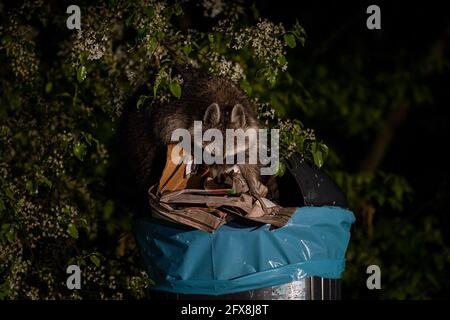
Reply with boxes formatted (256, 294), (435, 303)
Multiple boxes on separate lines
(148, 144), (297, 233)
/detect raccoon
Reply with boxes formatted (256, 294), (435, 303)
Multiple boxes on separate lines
(119, 67), (268, 213)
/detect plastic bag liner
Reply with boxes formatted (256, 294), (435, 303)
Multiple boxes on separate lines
(134, 206), (355, 296)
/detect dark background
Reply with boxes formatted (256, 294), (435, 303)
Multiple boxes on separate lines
(256, 0), (450, 299)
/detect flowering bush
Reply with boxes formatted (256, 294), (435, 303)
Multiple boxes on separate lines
(0, 0), (319, 299)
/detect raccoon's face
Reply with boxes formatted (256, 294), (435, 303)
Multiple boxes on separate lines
(201, 103), (257, 183)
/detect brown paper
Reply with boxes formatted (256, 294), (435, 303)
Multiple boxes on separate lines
(149, 145), (297, 232)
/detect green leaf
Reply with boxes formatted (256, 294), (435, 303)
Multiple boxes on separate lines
(208, 34), (214, 43)
(6, 227), (15, 243)
(319, 143), (329, 157)
(240, 79), (252, 95)
(5, 188), (14, 201)
(182, 44), (192, 56)
(292, 20), (307, 46)
(38, 175), (53, 188)
(67, 223), (79, 239)
(145, 277), (156, 287)
(267, 72), (277, 86)
(170, 82), (182, 98)
(77, 66), (87, 83)
(79, 51), (89, 63)
(0, 199), (4, 212)
(277, 55), (287, 66)
(320, 143), (329, 152)
(148, 37), (157, 55)
(153, 76), (161, 97)
(81, 131), (99, 147)
(174, 3), (183, 16)
(157, 31), (166, 41)
(45, 82), (53, 93)
(73, 142), (87, 161)
(250, 3), (260, 20)
(90, 254), (101, 267)
(143, 6), (155, 18)
(275, 161), (286, 177)
(137, 28), (147, 40)
(2, 224), (15, 243)
(2, 35), (12, 43)
(103, 200), (114, 220)
(136, 95), (148, 110)
(312, 150), (323, 168)
(25, 180), (35, 194)
(125, 14), (134, 27)
(57, 92), (72, 98)
(284, 34), (296, 48)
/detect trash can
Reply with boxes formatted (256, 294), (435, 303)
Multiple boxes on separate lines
(134, 154), (355, 300)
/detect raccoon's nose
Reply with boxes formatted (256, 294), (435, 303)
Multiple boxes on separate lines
(214, 174), (225, 184)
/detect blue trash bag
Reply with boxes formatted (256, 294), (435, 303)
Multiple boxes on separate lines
(134, 206), (355, 295)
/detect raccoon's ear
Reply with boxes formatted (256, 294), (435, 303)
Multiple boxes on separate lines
(203, 103), (221, 126)
(231, 104), (246, 127)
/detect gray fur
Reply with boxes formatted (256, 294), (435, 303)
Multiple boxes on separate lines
(120, 68), (264, 207)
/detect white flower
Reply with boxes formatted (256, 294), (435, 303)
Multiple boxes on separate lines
(202, 0), (225, 18)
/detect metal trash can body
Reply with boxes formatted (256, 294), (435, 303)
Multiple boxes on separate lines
(150, 277), (340, 300)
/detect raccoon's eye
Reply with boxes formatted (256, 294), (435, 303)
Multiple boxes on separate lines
(210, 150), (216, 157)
